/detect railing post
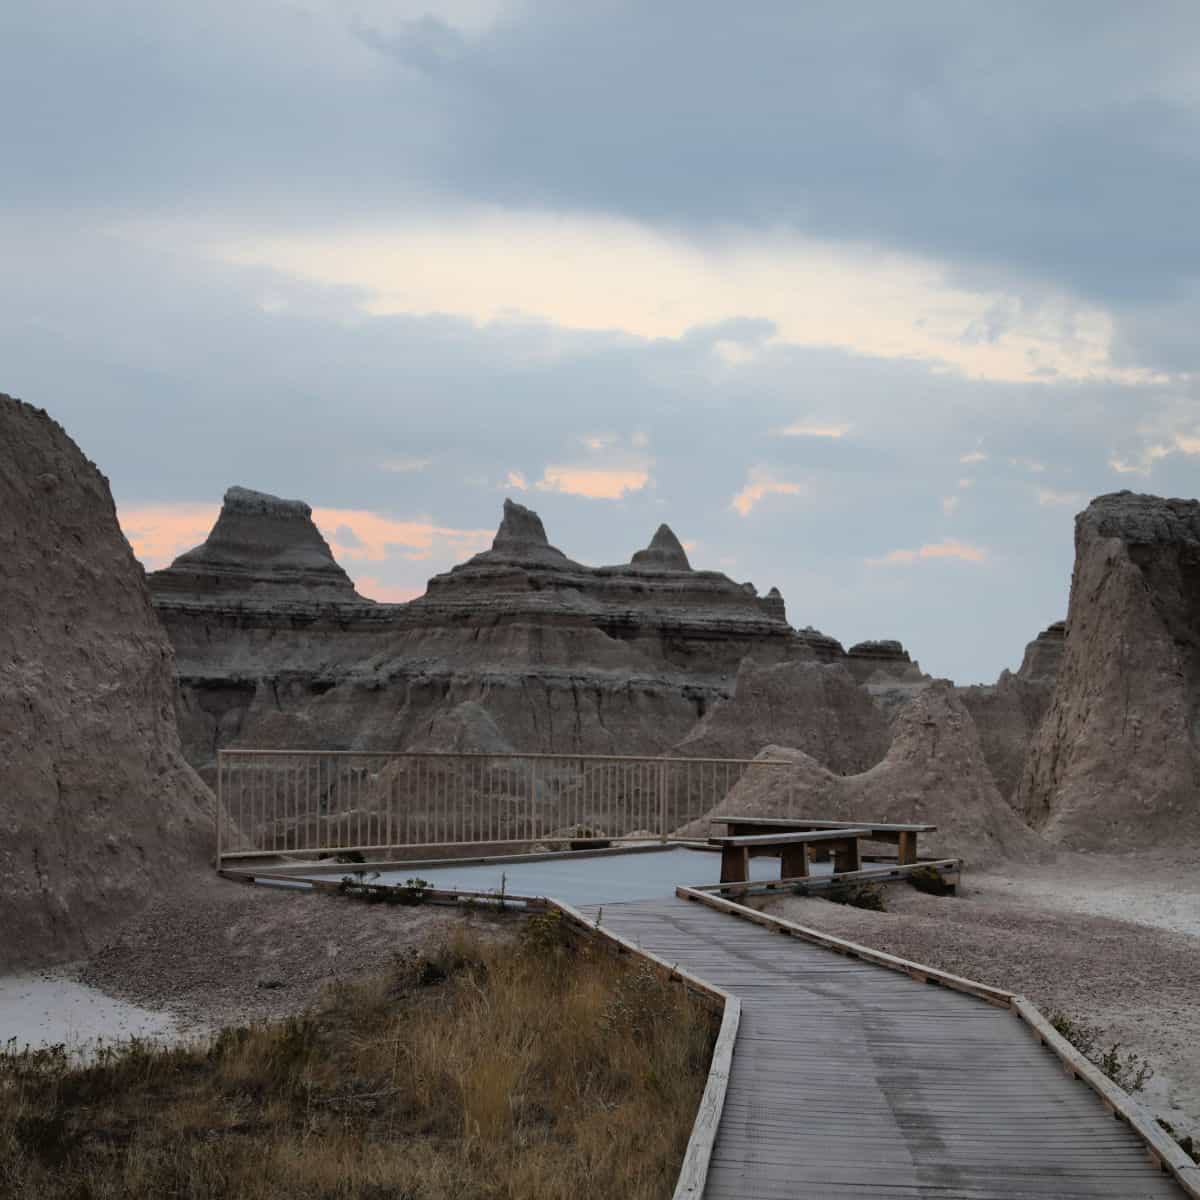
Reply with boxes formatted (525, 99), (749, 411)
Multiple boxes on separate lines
(659, 758), (668, 842)
(215, 750), (224, 870)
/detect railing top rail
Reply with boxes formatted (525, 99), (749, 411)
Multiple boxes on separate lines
(216, 748), (799, 766)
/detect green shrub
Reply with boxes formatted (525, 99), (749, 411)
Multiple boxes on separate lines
(1048, 1011), (1155, 1093)
(908, 866), (954, 896)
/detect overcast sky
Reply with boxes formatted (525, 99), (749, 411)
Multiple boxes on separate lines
(3, 1), (1199, 683)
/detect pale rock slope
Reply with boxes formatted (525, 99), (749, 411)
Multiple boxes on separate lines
(1018, 492), (1200, 847)
(0, 395), (211, 970)
(683, 683), (1043, 863)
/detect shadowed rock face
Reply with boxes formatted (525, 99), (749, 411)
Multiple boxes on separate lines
(681, 683), (1043, 863)
(147, 493), (921, 783)
(1018, 491), (1200, 847)
(151, 486), (365, 602)
(845, 639), (924, 684)
(631, 524), (691, 571)
(0, 394), (211, 971)
(956, 620), (1066, 805)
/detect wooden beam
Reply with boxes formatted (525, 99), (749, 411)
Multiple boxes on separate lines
(714, 817), (937, 834)
(898, 830), (918, 865)
(695, 859), (961, 897)
(719, 845), (749, 884)
(710, 827), (873, 848)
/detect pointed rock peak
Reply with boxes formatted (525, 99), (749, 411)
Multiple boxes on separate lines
(488, 498), (571, 565)
(631, 523), (692, 571)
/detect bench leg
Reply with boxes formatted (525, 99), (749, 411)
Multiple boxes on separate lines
(781, 844), (809, 879)
(720, 846), (749, 884)
(832, 838), (861, 874)
(898, 831), (918, 865)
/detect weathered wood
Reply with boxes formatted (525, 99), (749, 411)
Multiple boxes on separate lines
(1013, 998), (1200, 1198)
(719, 844), (749, 883)
(709, 827), (873, 848)
(584, 895), (1183, 1200)
(715, 817), (937, 834)
(676, 885), (1016, 1007)
(779, 843), (809, 878)
(696, 859), (962, 897)
(898, 830), (918, 865)
(672, 996), (741, 1200)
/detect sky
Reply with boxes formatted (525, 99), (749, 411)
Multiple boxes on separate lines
(2, 0), (1198, 683)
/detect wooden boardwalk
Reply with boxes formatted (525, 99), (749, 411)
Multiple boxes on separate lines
(580, 896), (1183, 1199)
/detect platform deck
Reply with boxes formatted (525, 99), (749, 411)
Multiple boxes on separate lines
(579, 896), (1182, 1199)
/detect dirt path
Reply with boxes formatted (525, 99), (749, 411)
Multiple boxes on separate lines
(758, 850), (1200, 1141)
(77, 874), (515, 1031)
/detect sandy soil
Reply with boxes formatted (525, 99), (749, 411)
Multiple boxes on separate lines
(75, 874), (515, 1032)
(758, 848), (1200, 1140)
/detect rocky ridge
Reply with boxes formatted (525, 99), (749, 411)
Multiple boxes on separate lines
(148, 492), (918, 780)
(0, 394), (212, 970)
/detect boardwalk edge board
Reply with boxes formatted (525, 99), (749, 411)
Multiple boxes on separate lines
(544, 899), (740, 1199)
(1012, 999), (1200, 1198)
(677, 884), (1199, 1199)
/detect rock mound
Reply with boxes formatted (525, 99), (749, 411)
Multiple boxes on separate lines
(672, 658), (890, 774)
(630, 524), (691, 571)
(1016, 621), (1066, 683)
(845, 638), (924, 683)
(682, 683), (1043, 863)
(151, 485), (365, 602)
(482, 497), (576, 567)
(0, 395), (212, 970)
(1018, 491), (1200, 847)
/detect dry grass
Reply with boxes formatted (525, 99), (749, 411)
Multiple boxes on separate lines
(0, 913), (717, 1199)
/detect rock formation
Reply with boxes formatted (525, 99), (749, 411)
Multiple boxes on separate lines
(957, 621), (1065, 805)
(630, 523), (691, 571)
(682, 683), (1043, 863)
(1018, 492), (1200, 848)
(150, 485), (366, 602)
(844, 639), (925, 684)
(671, 658), (891, 774)
(0, 395), (212, 971)
(148, 493), (916, 782)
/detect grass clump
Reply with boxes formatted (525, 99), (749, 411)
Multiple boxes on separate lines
(907, 867), (954, 896)
(823, 882), (887, 911)
(0, 925), (716, 1200)
(1048, 1011), (1155, 1094)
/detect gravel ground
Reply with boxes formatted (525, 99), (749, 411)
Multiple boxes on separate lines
(759, 849), (1200, 1139)
(77, 874), (517, 1031)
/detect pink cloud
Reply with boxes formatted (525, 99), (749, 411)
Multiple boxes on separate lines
(731, 467), (806, 517)
(868, 538), (987, 567)
(534, 465), (650, 499)
(116, 502), (221, 569)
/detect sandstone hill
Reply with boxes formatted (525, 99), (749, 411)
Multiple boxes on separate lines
(1018, 492), (1200, 848)
(682, 683), (1045, 863)
(149, 493), (917, 780)
(0, 395), (212, 971)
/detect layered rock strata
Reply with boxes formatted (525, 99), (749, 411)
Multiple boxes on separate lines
(0, 395), (212, 970)
(1018, 492), (1200, 847)
(149, 495), (909, 779)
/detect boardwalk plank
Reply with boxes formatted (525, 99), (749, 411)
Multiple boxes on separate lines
(582, 897), (1182, 1199)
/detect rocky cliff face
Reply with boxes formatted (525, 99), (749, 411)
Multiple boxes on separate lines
(682, 683), (1043, 862)
(0, 395), (212, 971)
(957, 621), (1065, 804)
(149, 494), (912, 779)
(1018, 492), (1200, 848)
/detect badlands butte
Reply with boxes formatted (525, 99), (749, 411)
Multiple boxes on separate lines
(3, 390), (1200, 972)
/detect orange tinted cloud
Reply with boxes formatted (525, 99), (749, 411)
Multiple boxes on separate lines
(311, 508), (492, 563)
(534, 465), (650, 499)
(353, 577), (425, 603)
(868, 539), (987, 566)
(116, 502), (220, 569)
(730, 467), (806, 517)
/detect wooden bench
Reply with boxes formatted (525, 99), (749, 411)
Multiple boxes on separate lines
(708, 827), (874, 884)
(714, 817), (936, 866)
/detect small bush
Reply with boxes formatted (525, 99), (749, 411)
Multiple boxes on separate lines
(1048, 1011), (1155, 1093)
(825, 882), (887, 911)
(908, 866), (954, 896)
(337, 875), (432, 906)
